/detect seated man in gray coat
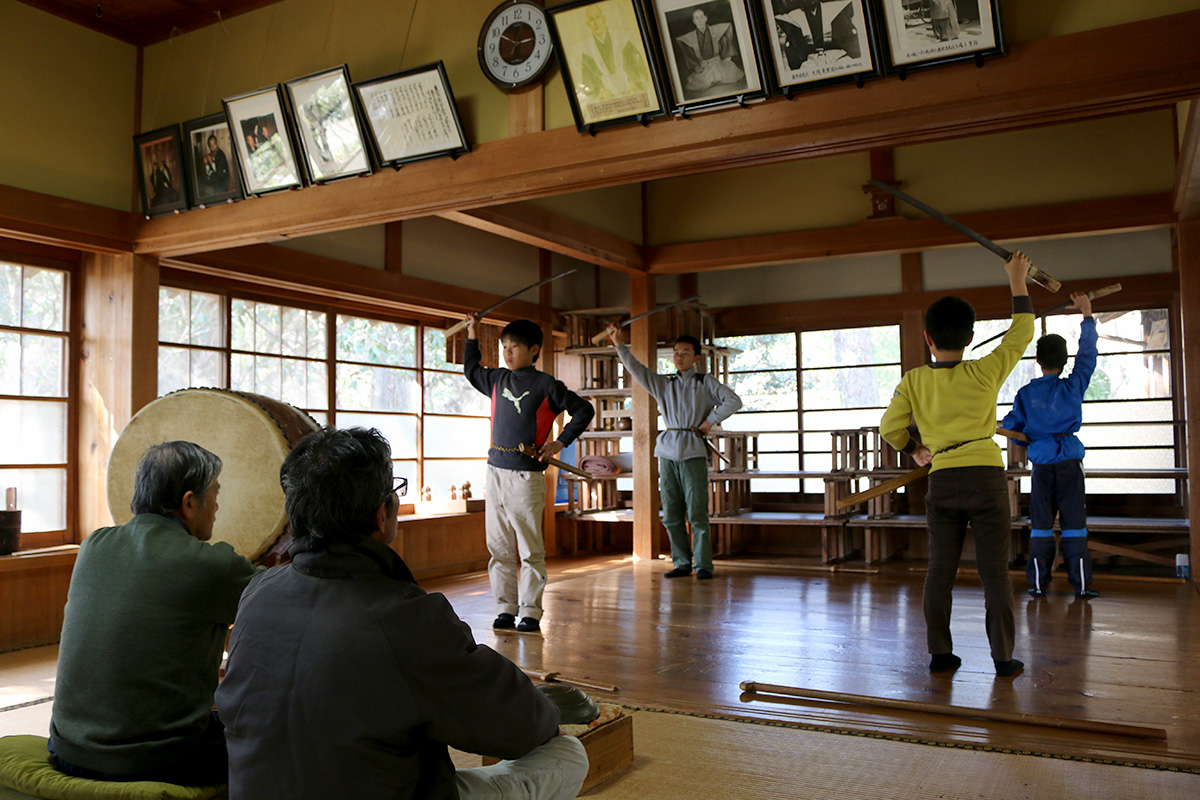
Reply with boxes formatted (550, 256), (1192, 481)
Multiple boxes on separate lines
(216, 426), (588, 800)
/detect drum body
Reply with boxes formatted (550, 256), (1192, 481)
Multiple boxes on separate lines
(107, 388), (320, 562)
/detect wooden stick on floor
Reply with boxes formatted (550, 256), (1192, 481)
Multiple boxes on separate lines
(739, 681), (1168, 740)
(524, 669), (620, 693)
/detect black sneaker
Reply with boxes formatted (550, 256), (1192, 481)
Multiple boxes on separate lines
(516, 617), (541, 633)
(1028, 588), (1046, 598)
(1077, 588), (1100, 599)
(695, 569), (713, 580)
(493, 613), (516, 629)
(663, 567), (692, 578)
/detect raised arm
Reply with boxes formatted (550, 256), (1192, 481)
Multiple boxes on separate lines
(1066, 292), (1098, 394)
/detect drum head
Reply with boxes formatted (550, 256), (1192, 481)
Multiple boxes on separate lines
(107, 389), (316, 560)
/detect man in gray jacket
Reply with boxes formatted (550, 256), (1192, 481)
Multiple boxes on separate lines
(607, 327), (742, 579)
(216, 426), (587, 800)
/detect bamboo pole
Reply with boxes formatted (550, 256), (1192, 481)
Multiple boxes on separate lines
(740, 681), (1167, 740)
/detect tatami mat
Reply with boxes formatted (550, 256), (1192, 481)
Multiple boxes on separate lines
(461, 707), (1200, 799)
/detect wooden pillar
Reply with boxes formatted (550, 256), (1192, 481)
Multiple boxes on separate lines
(509, 84), (545, 137)
(78, 252), (159, 537)
(384, 221), (403, 274)
(1178, 220), (1200, 577)
(630, 273), (660, 561)
(537, 250), (561, 555)
(899, 252), (927, 514)
(900, 253), (926, 372)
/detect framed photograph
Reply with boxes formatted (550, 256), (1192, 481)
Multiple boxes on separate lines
(547, 0), (668, 133)
(134, 124), (189, 218)
(646, 0), (768, 114)
(181, 113), (244, 208)
(283, 65), (373, 184)
(754, 1), (881, 95)
(352, 61), (471, 169)
(873, 0), (1003, 74)
(222, 85), (304, 196)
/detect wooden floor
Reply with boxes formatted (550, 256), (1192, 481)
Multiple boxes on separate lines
(428, 554), (1200, 771)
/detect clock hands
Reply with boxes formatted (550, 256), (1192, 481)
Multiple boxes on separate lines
(500, 32), (536, 46)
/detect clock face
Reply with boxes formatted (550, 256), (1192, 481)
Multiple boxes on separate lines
(478, 1), (554, 90)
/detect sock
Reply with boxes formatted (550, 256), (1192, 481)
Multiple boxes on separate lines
(995, 658), (1024, 677)
(929, 653), (961, 673)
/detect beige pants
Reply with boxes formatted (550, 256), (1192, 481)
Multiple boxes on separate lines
(486, 465), (547, 620)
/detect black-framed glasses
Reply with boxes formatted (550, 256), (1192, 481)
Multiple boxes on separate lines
(382, 476), (408, 504)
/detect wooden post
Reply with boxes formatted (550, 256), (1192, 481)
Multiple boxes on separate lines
(509, 84), (544, 138)
(384, 221), (403, 274)
(537, 250), (561, 555)
(899, 252), (927, 516)
(1178, 220), (1200, 577)
(630, 273), (660, 562)
(78, 252), (159, 538)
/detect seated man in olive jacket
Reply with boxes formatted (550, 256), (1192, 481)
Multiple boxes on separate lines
(216, 426), (588, 800)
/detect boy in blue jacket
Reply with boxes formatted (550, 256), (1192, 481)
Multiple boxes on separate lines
(1002, 291), (1099, 599)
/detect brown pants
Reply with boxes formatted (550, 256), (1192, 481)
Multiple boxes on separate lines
(924, 466), (1015, 662)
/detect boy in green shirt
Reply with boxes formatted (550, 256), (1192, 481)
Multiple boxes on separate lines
(880, 252), (1036, 678)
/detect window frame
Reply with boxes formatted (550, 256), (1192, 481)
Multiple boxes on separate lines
(156, 278), (491, 499)
(0, 255), (80, 548)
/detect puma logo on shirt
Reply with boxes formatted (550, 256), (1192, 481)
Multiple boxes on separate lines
(502, 387), (530, 413)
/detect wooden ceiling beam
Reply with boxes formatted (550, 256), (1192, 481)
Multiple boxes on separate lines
(713, 272), (1179, 338)
(0, 184), (136, 255)
(646, 193), (1176, 274)
(133, 11), (1200, 259)
(437, 202), (646, 274)
(162, 243), (547, 325)
(1176, 99), (1200, 222)
(16, 0), (287, 47)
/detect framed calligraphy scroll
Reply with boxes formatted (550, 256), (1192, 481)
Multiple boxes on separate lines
(352, 61), (471, 169)
(284, 65), (373, 184)
(547, 0), (668, 133)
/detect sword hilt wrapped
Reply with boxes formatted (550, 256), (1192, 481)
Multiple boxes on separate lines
(1024, 263), (1061, 293)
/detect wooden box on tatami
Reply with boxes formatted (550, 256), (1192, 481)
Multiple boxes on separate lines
(483, 711), (633, 794)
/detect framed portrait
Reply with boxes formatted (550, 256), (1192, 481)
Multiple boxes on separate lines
(181, 113), (244, 208)
(873, 0), (1003, 75)
(352, 62), (471, 169)
(646, 0), (769, 114)
(754, 1), (882, 95)
(283, 65), (373, 184)
(222, 85), (305, 196)
(134, 124), (189, 219)
(547, 0), (668, 133)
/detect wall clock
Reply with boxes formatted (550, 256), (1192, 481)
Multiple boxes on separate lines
(478, 0), (554, 90)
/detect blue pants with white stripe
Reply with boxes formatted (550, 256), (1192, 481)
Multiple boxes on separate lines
(1028, 459), (1091, 595)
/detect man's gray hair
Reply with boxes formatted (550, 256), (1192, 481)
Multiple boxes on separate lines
(130, 441), (223, 516)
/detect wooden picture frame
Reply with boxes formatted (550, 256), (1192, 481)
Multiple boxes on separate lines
(753, 0), (882, 95)
(134, 124), (189, 219)
(352, 61), (471, 169)
(645, 0), (769, 114)
(181, 113), (244, 209)
(873, 0), (1003, 76)
(283, 65), (373, 184)
(547, 0), (668, 133)
(222, 85), (305, 196)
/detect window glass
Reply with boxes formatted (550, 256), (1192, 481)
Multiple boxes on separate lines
(3, 468), (66, 533)
(337, 316), (416, 367)
(337, 412), (419, 458)
(337, 365), (419, 412)
(424, 416), (491, 459)
(0, 400), (66, 463)
(22, 268), (65, 331)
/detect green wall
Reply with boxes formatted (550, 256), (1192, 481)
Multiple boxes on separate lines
(0, 0), (137, 210)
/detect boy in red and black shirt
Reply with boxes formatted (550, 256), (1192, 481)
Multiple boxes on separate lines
(464, 318), (593, 634)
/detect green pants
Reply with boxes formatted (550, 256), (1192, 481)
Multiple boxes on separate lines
(659, 456), (712, 572)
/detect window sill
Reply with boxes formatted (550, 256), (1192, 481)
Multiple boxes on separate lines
(0, 544), (79, 573)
